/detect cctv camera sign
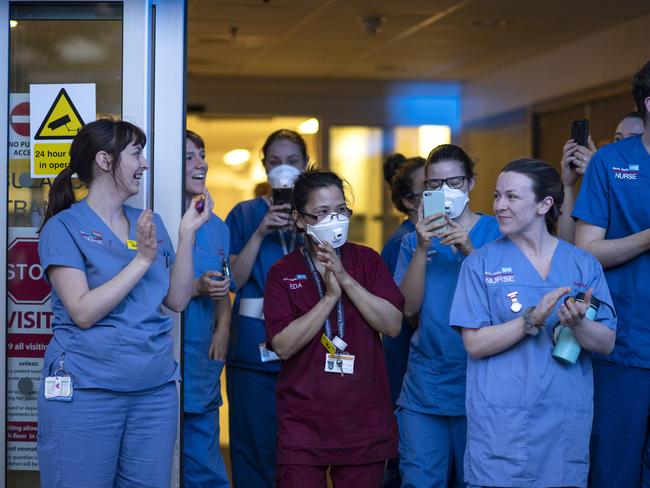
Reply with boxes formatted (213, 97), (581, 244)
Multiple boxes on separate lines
(29, 83), (95, 178)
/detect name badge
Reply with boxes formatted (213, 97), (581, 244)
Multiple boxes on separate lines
(324, 353), (355, 376)
(259, 342), (280, 362)
(44, 376), (73, 402)
(126, 239), (138, 250)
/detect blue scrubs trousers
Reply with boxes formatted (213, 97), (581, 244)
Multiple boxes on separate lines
(590, 360), (650, 488)
(226, 365), (278, 488)
(396, 407), (466, 488)
(38, 382), (177, 488)
(184, 410), (229, 488)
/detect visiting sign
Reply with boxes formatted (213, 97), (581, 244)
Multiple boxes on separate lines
(6, 228), (54, 470)
(30, 83), (96, 178)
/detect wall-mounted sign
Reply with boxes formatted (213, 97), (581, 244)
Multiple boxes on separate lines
(29, 84), (95, 178)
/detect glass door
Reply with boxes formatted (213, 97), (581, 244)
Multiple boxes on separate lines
(2, 1), (186, 486)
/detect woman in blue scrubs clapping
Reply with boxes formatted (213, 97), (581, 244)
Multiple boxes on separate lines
(450, 158), (616, 487)
(182, 130), (231, 488)
(225, 129), (308, 487)
(37, 119), (208, 488)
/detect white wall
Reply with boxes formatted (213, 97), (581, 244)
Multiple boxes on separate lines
(463, 12), (650, 124)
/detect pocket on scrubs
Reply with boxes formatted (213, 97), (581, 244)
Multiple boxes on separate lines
(467, 405), (528, 466)
(561, 407), (590, 465)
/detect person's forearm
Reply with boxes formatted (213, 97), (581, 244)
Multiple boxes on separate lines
(558, 186), (576, 243)
(576, 230), (650, 269)
(215, 295), (231, 333)
(340, 275), (402, 337)
(271, 295), (338, 360)
(399, 246), (427, 320)
(231, 232), (264, 290)
(165, 234), (195, 311)
(570, 319), (615, 355)
(462, 318), (528, 359)
(52, 258), (152, 329)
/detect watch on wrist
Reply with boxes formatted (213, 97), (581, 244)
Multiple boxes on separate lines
(523, 306), (540, 336)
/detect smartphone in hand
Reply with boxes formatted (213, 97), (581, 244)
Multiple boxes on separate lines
(571, 119), (589, 148)
(272, 187), (293, 208)
(422, 190), (447, 235)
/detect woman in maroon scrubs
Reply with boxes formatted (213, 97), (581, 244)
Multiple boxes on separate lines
(263, 169), (404, 488)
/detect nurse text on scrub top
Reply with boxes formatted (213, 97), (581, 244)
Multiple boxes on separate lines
(264, 169), (404, 488)
(37, 119), (209, 488)
(574, 60), (650, 488)
(395, 144), (501, 488)
(182, 130), (231, 488)
(451, 158), (616, 488)
(379, 153), (425, 488)
(225, 129), (308, 488)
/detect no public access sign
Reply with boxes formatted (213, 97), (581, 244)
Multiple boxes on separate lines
(7, 237), (51, 305)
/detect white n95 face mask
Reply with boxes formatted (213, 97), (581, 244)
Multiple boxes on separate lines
(443, 186), (469, 219)
(306, 214), (350, 248)
(268, 164), (302, 189)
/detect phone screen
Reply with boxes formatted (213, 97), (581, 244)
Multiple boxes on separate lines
(422, 190), (447, 235)
(571, 119), (589, 147)
(272, 187), (293, 207)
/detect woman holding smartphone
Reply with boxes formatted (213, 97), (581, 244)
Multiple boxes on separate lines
(395, 144), (500, 487)
(225, 129), (308, 487)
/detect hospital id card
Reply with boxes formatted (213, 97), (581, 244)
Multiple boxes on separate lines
(324, 354), (355, 375)
(44, 376), (73, 402)
(259, 342), (280, 362)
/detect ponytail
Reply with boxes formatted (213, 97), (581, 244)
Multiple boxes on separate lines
(40, 166), (76, 231)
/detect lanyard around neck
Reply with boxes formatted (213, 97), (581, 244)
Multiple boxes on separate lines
(278, 229), (296, 256)
(301, 246), (345, 340)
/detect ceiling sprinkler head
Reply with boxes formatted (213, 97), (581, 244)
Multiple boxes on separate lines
(359, 15), (386, 36)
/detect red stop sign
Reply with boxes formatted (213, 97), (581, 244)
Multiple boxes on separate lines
(7, 238), (51, 304)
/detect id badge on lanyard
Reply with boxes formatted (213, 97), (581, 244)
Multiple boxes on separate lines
(303, 247), (356, 376)
(44, 354), (73, 402)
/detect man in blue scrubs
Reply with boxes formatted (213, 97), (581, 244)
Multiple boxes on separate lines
(574, 60), (650, 487)
(183, 131), (231, 487)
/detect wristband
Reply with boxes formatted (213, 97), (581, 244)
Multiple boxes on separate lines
(523, 306), (540, 336)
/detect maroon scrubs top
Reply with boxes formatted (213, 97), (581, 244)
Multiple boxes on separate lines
(264, 242), (404, 466)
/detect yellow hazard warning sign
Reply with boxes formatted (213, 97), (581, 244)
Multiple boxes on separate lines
(30, 83), (96, 178)
(34, 88), (86, 140)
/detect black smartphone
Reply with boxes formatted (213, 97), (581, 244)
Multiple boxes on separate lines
(272, 187), (293, 207)
(571, 119), (589, 148)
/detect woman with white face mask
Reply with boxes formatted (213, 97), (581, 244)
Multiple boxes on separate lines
(224, 129), (308, 487)
(263, 169), (404, 487)
(395, 144), (501, 487)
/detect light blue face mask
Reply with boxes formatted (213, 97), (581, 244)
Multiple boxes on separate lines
(306, 214), (350, 248)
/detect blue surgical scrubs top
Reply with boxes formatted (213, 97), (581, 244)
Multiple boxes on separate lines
(450, 237), (616, 487)
(183, 214), (230, 413)
(394, 214), (500, 415)
(225, 197), (301, 372)
(381, 219), (416, 405)
(573, 135), (650, 369)
(38, 199), (178, 392)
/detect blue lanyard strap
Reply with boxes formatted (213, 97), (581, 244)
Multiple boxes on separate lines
(301, 246), (345, 340)
(278, 229), (296, 256)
